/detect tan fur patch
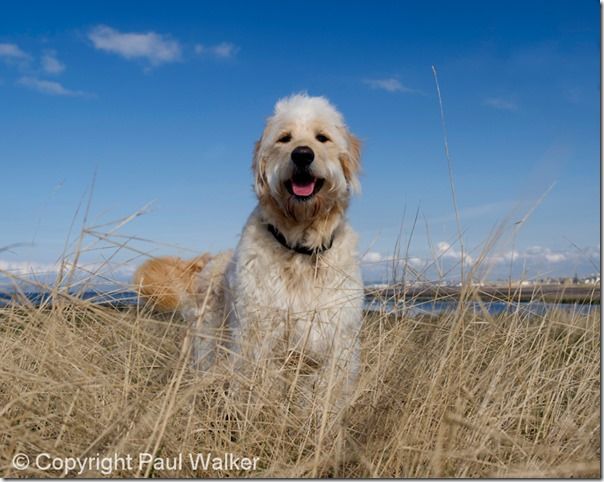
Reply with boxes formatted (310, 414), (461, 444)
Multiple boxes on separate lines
(133, 254), (211, 311)
(252, 140), (268, 197)
(339, 133), (362, 192)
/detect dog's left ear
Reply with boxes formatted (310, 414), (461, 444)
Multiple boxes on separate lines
(339, 132), (362, 194)
(252, 139), (268, 198)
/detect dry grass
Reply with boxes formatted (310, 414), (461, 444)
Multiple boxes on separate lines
(0, 283), (599, 478)
(3, 62), (598, 478)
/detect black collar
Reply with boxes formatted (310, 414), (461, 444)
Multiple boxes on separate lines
(267, 224), (335, 256)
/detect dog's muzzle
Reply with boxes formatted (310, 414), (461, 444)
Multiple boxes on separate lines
(286, 146), (324, 200)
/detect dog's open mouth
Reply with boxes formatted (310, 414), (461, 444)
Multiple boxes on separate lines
(285, 176), (324, 200)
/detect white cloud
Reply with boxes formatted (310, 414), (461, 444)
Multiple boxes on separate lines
(194, 42), (239, 59)
(362, 251), (425, 268)
(525, 246), (567, 263)
(363, 78), (419, 94)
(487, 250), (520, 264)
(0, 259), (136, 279)
(544, 253), (566, 263)
(436, 241), (451, 255)
(0, 43), (30, 61)
(88, 25), (181, 66)
(410, 257), (424, 267)
(17, 76), (88, 97)
(360, 243), (599, 283)
(367, 244), (592, 270)
(0, 259), (59, 276)
(485, 246), (580, 266)
(483, 96), (519, 111)
(436, 241), (474, 264)
(41, 50), (65, 74)
(362, 251), (383, 263)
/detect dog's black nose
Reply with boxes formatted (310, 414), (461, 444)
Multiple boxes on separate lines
(291, 146), (314, 167)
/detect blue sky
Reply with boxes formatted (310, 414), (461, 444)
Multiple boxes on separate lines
(0, 0), (599, 282)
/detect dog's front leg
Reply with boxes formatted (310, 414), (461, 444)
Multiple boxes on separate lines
(318, 333), (361, 419)
(180, 304), (219, 371)
(184, 251), (233, 372)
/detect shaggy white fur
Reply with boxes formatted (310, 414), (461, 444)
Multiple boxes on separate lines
(137, 94), (364, 410)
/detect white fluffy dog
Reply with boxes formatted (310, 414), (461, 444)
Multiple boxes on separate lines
(135, 94), (364, 408)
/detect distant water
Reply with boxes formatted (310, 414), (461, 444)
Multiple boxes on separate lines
(0, 290), (598, 317)
(0, 290), (138, 308)
(364, 298), (599, 316)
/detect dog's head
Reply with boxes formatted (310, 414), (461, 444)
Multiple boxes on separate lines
(253, 94), (361, 222)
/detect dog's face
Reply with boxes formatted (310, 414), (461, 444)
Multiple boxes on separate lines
(253, 95), (361, 221)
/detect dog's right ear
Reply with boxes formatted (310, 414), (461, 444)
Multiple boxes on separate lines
(252, 139), (268, 198)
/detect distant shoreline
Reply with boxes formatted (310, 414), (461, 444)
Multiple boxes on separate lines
(0, 284), (600, 307)
(365, 284), (601, 304)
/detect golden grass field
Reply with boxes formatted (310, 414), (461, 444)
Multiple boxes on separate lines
(0, 282), (600, 478)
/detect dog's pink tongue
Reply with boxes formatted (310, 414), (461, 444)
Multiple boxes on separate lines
(292, 179), (315, 196)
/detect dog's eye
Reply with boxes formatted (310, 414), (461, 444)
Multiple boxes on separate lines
(316, 134), (330, 143)
(277, 134), (291, 143)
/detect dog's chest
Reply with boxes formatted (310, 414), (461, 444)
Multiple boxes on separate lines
(227, 226), (362, 355)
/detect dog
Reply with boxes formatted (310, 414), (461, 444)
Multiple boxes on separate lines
(134, 94), (364, 411)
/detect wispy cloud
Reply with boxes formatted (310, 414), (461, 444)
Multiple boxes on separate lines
(17, 76), (88, 97)
(489, 245), (568, 264)
(194, 42), (239, 59)
(0, 42), (30, 62)
(41, 50), (65, 74)
(1, 44), (84, 97)
(435, 241), (474, 264)
(88, 25), (182, 66)
(362, 243), (600, 282)
(362, 251), (384, 264)
(0, 259), (59, 276)
(362, 250), (423, 267)
(0, 259), (136, 279)
(363, 78), (420, 94)
(483, 96), (519, 111)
